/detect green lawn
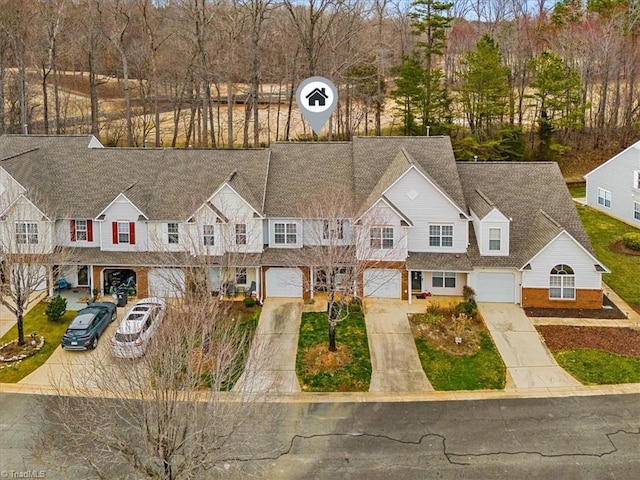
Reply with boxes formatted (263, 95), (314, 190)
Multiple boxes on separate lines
(414, 333), (506, 390)
(223, 306), (261, 391)
(0, 301), (76, 383)
(554, 349), (640, 385)
(577, 205), (640, 307)
(296, 311), (371, 392)
(569, 185), (586, 198)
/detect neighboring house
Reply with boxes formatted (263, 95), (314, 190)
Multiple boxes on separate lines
(584, 139), (640, 227)
(0, 134), (607, 309)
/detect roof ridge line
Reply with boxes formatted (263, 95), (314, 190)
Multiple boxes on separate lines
(538, 209), (562, 228)
(475, 189), (494, 207)
(0, 147), (40, 162)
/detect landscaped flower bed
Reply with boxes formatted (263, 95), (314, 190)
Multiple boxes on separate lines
(0, 334), (45, 366)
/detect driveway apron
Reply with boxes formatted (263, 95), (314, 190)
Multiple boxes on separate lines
(233, 298), (303, 394)
(478, 303), (581, 389)
(364, 299), (433, 393)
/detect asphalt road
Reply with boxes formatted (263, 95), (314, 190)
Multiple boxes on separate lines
(1, 392), (639, 479)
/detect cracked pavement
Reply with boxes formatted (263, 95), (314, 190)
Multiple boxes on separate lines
(234, 395), (640, 479)
(1, 393), (639, 479)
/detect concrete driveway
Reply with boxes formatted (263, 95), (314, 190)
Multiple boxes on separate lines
(364, 299), (433, 393)
(233, 298), (303, 394)
(478, 303), (581, 389)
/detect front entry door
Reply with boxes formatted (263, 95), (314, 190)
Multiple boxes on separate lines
(411, 271), (422, 291)
(77, 265), (89, 286)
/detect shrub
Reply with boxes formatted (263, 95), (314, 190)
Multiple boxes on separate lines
(46, 296), (67, 322)
(622, 232), (640, 251)
(455, 301), (477, 317)
(243, 296), (256, 308)
(462, 285), (476, 303)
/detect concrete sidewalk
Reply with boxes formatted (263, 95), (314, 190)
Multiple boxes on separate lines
(233, 298), (303, 394)
(364, 299), (433, 393)
(478, 303), (581, 389)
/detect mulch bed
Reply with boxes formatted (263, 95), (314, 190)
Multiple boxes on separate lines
(537, 325), (640, 357)
(524, 294), (627, 319)
(609, 240), (640, 256)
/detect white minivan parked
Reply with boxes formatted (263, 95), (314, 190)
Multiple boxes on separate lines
(111, 297), (166, 358)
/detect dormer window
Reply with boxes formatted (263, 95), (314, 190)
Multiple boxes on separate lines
(489, 228), (501, 251)
(70, 219), (93, 242)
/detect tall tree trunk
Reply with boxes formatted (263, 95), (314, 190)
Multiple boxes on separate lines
(227, 78), (234, 147)
(89, 54), (99, 137)
(42, 69), (49, 134)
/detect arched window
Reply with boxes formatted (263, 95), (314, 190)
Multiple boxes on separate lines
(549, 264), (575, 299)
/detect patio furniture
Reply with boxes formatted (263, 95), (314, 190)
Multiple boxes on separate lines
(224, 282), (235, 298)
(235, 285), (246, 296)
(245, 281), (257, 298)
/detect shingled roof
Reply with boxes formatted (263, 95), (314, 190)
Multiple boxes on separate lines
(352, 136), (467, 214)
(264, 142), (353, 217)
(457, 162), (594, 268)
(0, 136), (269, 220)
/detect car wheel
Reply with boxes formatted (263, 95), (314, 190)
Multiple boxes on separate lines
(111, 311), (117, 323)
(91, 336), (98, 350)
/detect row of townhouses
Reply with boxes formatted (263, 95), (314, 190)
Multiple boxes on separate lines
(0, 134), (608, 309)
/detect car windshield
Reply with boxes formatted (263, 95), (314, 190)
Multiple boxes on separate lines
(68, 313), (95, 330)
(114, 332), (139, 343)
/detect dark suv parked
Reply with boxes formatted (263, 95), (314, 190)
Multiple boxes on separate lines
(61, 302), (117, 351)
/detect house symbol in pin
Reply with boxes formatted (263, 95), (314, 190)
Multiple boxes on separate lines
(305, 87), (328, 107)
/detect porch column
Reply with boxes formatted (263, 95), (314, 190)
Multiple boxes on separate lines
(408, 269), (412, 305)
(48, 266), (54, 297)
(310, 267), (314, 299)
(255, 267), (261, 300)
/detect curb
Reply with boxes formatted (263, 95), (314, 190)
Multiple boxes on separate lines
(2, 382), (640, 403)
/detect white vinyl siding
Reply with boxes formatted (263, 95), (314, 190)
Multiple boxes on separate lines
(383, 167), (467, 252)
(521, 233), (601, 290)
(356, 204), (407, 261)
(100, 195), (148, 251)
(585, 142), (640, 226)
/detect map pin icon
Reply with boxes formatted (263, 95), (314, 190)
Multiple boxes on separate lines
(296, 76), (338, 135)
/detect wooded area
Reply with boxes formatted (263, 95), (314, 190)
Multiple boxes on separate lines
(0, 0), (638, 162)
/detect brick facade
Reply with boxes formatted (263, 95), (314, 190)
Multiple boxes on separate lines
(521, 288), (602, 309)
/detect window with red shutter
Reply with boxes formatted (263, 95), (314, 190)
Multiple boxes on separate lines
(112, 222), (118, 244)
(87, 220), (93, 242)
(70, 220), (76, 242)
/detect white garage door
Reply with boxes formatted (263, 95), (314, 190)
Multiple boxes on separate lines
(364, 269), (401, 298)
(475, 272), (515, 303)
(265, 268), (303, 297)
(149, 268), (185, 298)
